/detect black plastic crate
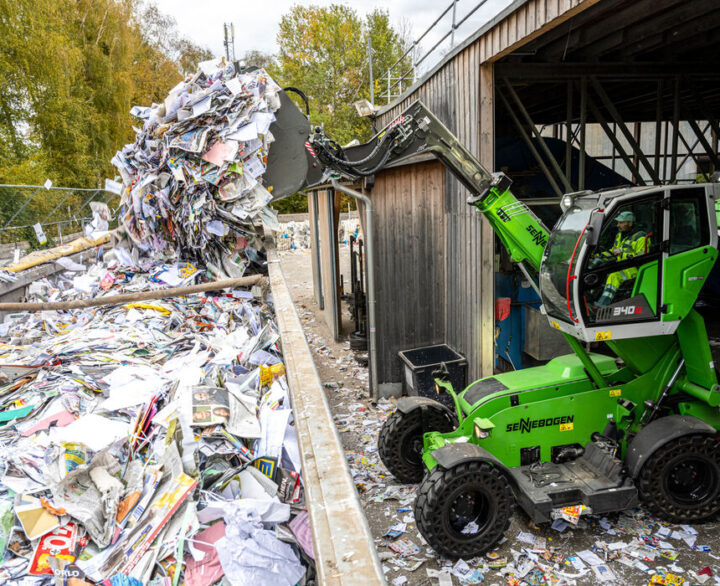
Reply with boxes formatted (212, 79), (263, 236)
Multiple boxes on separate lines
(398, 344), (467, 409)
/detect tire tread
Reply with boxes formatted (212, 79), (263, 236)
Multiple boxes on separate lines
(378, 405), (454, 483)
(415, 461), (513, 558)
(638, 434), (720, 523)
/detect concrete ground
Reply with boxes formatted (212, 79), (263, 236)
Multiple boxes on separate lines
(279, 247), (720, 586)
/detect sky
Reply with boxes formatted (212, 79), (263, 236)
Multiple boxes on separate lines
(152, 0), (513, 75)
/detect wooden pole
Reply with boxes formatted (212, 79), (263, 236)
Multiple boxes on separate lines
(0, 274), (264, 312)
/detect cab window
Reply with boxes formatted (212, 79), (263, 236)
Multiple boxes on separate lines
(669, 189), (709, 255)
(581, 196), (663, 323)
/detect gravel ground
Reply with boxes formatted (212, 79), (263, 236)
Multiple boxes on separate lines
(279, 247), (720, 586)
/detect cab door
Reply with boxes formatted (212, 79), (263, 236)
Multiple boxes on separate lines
(579, 193), (665, 326)
(661, 186), (715, 323)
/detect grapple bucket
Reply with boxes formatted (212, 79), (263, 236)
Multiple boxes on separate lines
(265, 91), (325, 201)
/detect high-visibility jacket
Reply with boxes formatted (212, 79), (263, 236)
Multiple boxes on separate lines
(601, 229), (649, 289)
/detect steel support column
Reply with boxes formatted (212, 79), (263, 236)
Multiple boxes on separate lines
(655, 80), (663, 179)
(579, 77), (587, 190)
(566, 82), (573, 187)
(670, 79), (680, 182)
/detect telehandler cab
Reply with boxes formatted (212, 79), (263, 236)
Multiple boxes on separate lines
(266, 87), (720, 558)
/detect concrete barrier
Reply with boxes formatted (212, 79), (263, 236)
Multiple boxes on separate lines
(266, 231), (386, 585)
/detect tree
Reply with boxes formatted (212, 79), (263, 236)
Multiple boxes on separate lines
(277, 5), (411, 145)
(240, 50), (277, 72)
(273, 5), (412, 214)
(0, 0), (211, 240)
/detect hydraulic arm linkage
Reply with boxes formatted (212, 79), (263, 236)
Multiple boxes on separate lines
(309, 100), (607, 387)
(310, 101), (549, 273)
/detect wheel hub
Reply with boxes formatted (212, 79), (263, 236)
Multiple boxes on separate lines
(400, 431), (424, 467)
(447, 490), (489, 536)
(666, 457), (715, 504)
(670, 462), (698, 486)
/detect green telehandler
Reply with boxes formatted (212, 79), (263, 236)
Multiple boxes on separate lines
(266, 89), (720, 559)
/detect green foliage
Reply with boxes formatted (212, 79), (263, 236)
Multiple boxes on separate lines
(272, 5), (412, 213)
(0, 0), (211, 227)
(241, 50), (278, 72)
(277, 5), (411, 145)
(273, 193), (311, 215)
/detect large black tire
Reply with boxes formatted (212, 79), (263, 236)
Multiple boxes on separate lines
(415, 461), (514, 559)
(378, 404), (455, 483)
(638, 434), (720, 523)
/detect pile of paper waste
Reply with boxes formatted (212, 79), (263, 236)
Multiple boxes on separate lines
(111, 57), (282, 276)
(273, 217), (363, 251)
(0, 252), (312, 584)
(274, 222), (310, 251)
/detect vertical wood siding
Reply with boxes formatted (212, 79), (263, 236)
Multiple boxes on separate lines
(368, 0), (598, 387)
(369, 160), (447, 384)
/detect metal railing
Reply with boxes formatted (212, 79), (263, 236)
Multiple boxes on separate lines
(382, 0), (496, 104)
(0, 184), (119, 245)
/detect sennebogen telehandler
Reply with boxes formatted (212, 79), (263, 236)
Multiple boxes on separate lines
(267, 87), (720, 559)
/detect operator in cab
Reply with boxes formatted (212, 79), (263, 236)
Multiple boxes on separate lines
(594, 210), (648, 307)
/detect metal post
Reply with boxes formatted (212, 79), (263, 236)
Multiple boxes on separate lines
(450, 0), (458, 47)
(662, 121), (669, 182)
(331, 179), (378, 400)
(655, 80), (663, 182)
(670, 78), (680, 182)
(311, 192), (324, 310)
(579, 77), (587, 190)
(368, 37), (374, 107)
(633, 122), (641, 183)
(565, 82), (572, 188)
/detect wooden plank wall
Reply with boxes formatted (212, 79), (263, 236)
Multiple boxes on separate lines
(371, 57), (494, 385)
(369, 160), (447, 384)
(370, 0), (599, 387)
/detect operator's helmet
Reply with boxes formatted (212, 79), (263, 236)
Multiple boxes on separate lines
(615, 211), (635, 222)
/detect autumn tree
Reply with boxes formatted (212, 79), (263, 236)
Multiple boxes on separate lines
(240, 50), (278, 73)
(0, 0), (211, 243)
(273, 5), (412, 213)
